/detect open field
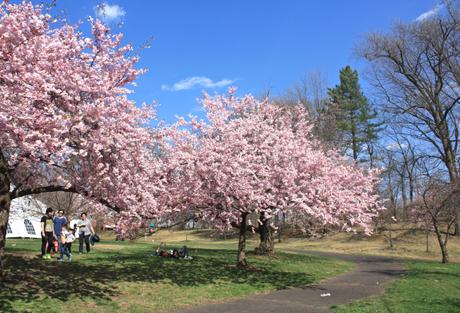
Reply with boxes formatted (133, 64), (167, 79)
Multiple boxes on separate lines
(1, 237), (352, 313)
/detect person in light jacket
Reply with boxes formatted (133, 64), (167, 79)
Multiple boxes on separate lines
(78, 212), (95, 253)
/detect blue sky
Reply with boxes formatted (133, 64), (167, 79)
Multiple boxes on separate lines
(44, 0), (439, 122)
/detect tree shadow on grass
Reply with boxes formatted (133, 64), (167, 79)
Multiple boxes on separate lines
(408, 268), (460, 279)
(1, 249), (319, 312)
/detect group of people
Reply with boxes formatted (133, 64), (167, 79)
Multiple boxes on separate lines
(40, 208), (96, 261)
(154, 242), (192, 259)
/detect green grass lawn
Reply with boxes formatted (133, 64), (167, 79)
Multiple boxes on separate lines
(333, 260), (460, 313)
(2, 238), (352, 313)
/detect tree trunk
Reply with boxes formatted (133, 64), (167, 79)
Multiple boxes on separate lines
(351, 123), (358, 161)
(442, 141), (459, 237)
(408, 172), (415, 203)
(366, 143), (374, 168)
(387, 172), (397, 219)
(455, 217), (460, 238)
(255, 213), (274, 255)
(425, 228), (429, 253)
(237, 213), (248, 268)
(400, 175), (407, 209)
(433, 222), (449, 263)
(0, 148), (11, 276)
(278, 212), (286, 243)
(388, 227), (393, 249)
(439, 239), (449, 264)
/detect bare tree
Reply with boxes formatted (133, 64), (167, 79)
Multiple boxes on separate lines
(36, 192), (113, 231)
(359, 2), (460, 234)
(273, 71), (342, 148)
(386, 127), (421, 206)
(381, 148), (402, 217)
(36, 192), (87, 217)
(413, 179), (459, 263)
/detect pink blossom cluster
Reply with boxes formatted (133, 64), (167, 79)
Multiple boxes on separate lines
(0, 1), (164, 229)
(161, 89), (383, 234)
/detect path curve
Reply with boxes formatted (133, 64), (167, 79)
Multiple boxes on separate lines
(176, 250), (405, 313)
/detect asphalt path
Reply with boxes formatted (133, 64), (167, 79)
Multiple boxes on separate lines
(176, 250), (406, 313)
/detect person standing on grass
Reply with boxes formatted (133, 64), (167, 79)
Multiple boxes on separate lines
(78, 212), (95, 254)
(53, 209), (67, 258)
(58, 223), (75, 262)
(40, 207), (55, 259)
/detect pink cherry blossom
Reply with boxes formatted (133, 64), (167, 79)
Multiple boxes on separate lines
(159, 89), (384, 265)
(0, 2), (165, 257)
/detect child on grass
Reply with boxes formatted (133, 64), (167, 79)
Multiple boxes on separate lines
(58, 224), (75, 262)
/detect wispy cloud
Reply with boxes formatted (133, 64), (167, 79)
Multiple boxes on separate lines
(161, 76), (235, 92)
(386, 142), (407, 151)
(95, 2), (126, 23)
(415, 3), (443, 22)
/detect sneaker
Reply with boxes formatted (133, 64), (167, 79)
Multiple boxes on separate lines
(45, 254), (52, 259)
(57, 258), (64, 262)
(68, 254), (72, 262)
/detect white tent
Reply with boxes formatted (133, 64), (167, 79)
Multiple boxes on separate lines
(6, 196), (47, 239)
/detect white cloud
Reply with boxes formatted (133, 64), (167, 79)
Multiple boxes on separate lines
(386, 142), (407, 151)
(161, 76), (235, 91)
(95, 2), (126, 22)
(415, 4), (443, 22)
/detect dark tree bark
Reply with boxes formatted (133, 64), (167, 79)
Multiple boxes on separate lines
(255, 213), (274, 255)
(237, 213), (248, 268)
(433, 220), (449, 264)
(425, 228), (430, 253)
(0, 148), (11, 276)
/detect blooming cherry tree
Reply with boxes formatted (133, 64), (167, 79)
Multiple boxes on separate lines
(165, 90), (383, 266)
(0, 1), (163, 272)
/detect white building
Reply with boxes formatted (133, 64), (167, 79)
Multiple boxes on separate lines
(6, 196), (47, 239)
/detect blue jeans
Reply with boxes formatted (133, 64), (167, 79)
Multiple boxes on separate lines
(57, 237), (63, 254)
(60, 243), (71, 259)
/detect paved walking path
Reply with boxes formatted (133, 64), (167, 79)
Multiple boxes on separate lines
(176, 250), (405, 313)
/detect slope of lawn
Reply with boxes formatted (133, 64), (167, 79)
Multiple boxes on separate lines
(2, 238), (352, 313)
(276, 227), (460, 263)
(333, 260), (460, 313)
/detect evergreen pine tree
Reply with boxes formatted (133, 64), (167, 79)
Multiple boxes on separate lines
(327, 66), (382, 163)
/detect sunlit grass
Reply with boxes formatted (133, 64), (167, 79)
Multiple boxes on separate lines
(2, 237), (352, 313)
